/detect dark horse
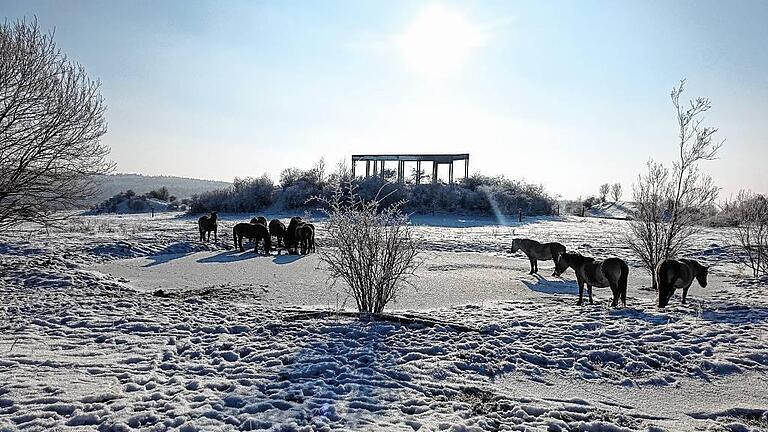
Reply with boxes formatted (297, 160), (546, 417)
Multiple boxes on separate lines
(269, 219), (287, 251)
(284, 217), (316, 255)
(555, 252), (629, 307)
(250, 216), (267, 226)
(285, 217), (303, 255)
(233, 222), (271, 253)
(657, 258), (708, 307)
(198, 212), (218, 242)
(509, 238), (566, 275)
(297, 223), (316, 254)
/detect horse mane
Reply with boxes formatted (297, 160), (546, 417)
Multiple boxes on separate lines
(680, 258), (706, 275)
(563, 252), (591, 264)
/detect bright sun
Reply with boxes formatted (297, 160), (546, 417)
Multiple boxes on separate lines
(394, 5), (486, 80)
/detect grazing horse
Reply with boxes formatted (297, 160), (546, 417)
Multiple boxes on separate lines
(509, 238), (566, 275)
(554, 252), (629, 307)
(250, 216), (267, 226)
(657, 258), (708, 307)
(285, 217), (303, 254)
(297, 223), (316, 254)
(198, 212), (218, 242)
(269, 219), (287, 251)
(233, 222), (271, 254)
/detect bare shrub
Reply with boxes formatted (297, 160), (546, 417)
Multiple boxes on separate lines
(599, 183), (610, 202)
(729, 191), (768, 278)
(626, 80), (722, 290)
(611, 183), (623, 201)
(0, 19), (112, 229)
(315, 182), (421, 314)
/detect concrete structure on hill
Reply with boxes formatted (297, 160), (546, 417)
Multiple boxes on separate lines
(351, 153), (469, 184)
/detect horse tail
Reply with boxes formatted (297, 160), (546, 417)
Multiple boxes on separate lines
(233, 225), (238, 248)
(619, 260), (629, 305)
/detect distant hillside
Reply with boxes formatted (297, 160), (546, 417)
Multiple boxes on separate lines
(90, 174), (231, 205)
(585, 201), (638, 220)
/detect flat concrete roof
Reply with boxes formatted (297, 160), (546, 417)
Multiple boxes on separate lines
(351, 154), (469, 162)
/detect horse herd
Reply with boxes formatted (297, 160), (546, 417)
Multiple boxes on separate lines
(197, 212), (707, 308)
(197, 212), (316, 255)
(508, 238), (709, 308)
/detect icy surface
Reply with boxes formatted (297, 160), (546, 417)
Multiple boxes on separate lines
(1, 212), (767, 431)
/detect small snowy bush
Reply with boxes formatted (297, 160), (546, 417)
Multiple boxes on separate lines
(316, 182), (421, 314)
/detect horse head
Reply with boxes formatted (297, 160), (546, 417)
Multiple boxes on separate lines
(509, 239), (520, 254)
(210, 211), (218, 221)
(553, 252), (576, 276)
(695, 263), (709, 288)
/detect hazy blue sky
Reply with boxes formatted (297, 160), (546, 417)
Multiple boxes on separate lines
(2, 0), (766, 199)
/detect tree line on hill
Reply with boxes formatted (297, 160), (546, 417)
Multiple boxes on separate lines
(187, 160), (558, 217)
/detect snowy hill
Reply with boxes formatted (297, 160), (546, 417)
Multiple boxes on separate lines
(90, 173), (231, 205)
(585, 201), (638, 220)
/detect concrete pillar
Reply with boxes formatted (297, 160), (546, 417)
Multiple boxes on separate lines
(351, 159), (356, 178)
(416, 161), (421, 184)
(449, 162), (454, 184)
(380, 161), (386, 179)
(432, 162), (438, 184)
(464, 158), (469, 181)
(365, 160), (370, 177)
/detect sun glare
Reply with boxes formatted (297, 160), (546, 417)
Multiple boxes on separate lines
(394, 5), (486, 80)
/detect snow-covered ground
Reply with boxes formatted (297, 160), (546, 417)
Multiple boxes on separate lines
(1, 212), (767, 431)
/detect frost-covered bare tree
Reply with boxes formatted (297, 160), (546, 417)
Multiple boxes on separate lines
(611, 183), (623, 201)
(0, 19), (112, 229)
(729, 191), (768, 278)
(316, 182), (421, 314)
(599, 183), (610, 202)
(626, 80), (722, 290)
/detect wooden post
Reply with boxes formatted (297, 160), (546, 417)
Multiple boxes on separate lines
(518, 208), (522, 222)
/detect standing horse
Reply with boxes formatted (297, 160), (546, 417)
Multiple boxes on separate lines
(509, 238), (566, 275)
(285, 217), (303, 254)
(198, 212), (218, 242)
(554, 252), (629, 307)
(233, 222), (271, 254)
(269, 219), (287, 252)
(657, 258), (708, 307)
(297, 223), (315, 254)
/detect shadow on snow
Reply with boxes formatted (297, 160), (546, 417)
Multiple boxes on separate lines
(197, 249), (271, 264)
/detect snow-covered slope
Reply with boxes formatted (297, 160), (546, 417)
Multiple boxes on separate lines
(1, 213), (766, 431)
(585, 201), (638, 220)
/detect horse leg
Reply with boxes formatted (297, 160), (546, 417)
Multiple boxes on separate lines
(587, 284), (594, 304)
(682, 286), (689, 304)
(609, 283), (619, 307)
(551, 258), (558, 277)
(577, 281), (584, 306)
(528, 257), (536, 275)
(214, 227), (218, 242)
